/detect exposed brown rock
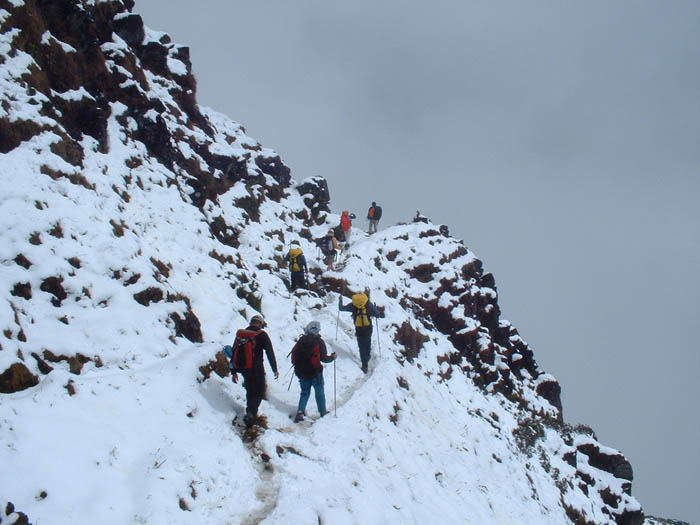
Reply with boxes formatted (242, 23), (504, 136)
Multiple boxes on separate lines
(40, 276), (67, 306)
(0, 362), (39, 393)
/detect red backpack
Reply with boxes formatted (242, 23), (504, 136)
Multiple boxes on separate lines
(232, 329), (258, 371)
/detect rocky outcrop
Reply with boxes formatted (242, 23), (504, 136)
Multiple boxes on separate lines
(0, 362), (39, 393)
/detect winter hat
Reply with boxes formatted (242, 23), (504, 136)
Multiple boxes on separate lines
(304, 321), (321, 335)
(250, 314), (266, 327)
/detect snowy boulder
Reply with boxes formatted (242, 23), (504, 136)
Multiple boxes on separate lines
(296, 176), (331, 217)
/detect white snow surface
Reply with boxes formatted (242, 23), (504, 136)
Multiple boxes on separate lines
(0, 3), (643, 524)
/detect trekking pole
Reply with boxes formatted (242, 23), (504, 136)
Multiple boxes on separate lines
(375, 318), (382, 357)
(333, 358), (337, 417)
(335, 305), (340, 341)
(287, 371), (294, 391)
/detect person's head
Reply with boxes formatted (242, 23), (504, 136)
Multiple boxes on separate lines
(291, 240), (300, 246)
(250, 314), (266, 328)
(371, 201), (376, 206)
(328, 229), (335, 237)
(304, 321), (320, 336)
(342, 210), (348, 216)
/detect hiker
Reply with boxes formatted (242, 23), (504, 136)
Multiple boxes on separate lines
(291, 321), (337, 422)
(367, 201), (382, 234)
(230, 314), (279, 427)
(316, 229), (340, 270)
(340, 210), (354, 248)
(339, 292), (384, 373)
(284, 241), (308, 291)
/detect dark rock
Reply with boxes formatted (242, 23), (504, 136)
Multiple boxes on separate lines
(14, 254), (33, 269)
(394, 322), (429, 362)
(536, 377), (563, 416)
(11, 282), (32, 300)
(296, 176), (330, 216)
(171, 310), (203, 343)
(133, 287), (164, 306)
(113, 13), (145, 47)
(0, 363), (39, 393)
(31, 352), (54, 375)
(40, 276), (67, 306)
(577, 443), (633, 482)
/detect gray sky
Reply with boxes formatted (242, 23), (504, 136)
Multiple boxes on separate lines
(137, 2), (700, 521)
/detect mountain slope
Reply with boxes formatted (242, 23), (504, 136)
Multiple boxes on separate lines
(1, 1), (644, 523)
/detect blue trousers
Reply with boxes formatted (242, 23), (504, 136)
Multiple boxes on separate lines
(297, 372), (327, 415)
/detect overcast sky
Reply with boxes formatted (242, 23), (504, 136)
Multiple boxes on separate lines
(137, 2), (699, 522)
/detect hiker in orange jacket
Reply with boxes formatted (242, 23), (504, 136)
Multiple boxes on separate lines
(340, 210), (353, 248)
(367, 201), (382, 234)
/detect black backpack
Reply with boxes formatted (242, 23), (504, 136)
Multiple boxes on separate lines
(291, 335), (322, 379)
(373, 206), (382, 220)
(317, 236), (334, 255)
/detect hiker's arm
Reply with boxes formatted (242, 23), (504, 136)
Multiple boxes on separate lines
(261, 332), (279, 378)
(339, 302), (353, 312)
(368, 302), (384, 318)
(319, 340), (335, 362)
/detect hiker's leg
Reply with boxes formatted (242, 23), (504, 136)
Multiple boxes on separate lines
(297, 377), (312, 413)
(246, 371), (266, 416)
(358, 336), (371, 371)
(312, 373), (327, 414)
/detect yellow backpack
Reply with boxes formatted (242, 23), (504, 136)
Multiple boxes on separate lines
(289, 248), (303, 272)
(352, 293), (371, 327)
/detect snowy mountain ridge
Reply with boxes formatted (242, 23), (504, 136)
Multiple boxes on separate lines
(0, 0), (657, 523)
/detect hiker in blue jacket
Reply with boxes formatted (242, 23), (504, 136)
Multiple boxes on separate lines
(339, 292), (384, 373)
(291, 321), (336, 422)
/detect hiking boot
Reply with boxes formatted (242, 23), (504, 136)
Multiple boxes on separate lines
(243, 413), (255, 428)
(293, 411), (304, 423)
(361, 364), (368, 374)
(320, 410), (330, 418)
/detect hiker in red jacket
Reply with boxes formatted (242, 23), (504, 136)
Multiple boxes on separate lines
(231, 315), (279, 427)
(340, 210), (354, 248)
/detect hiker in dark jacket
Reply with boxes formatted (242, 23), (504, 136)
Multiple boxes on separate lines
(316, 229), (340, 270)
(339, 292), (384, 373)
(284, 242), (308, 291)
(367, 201), (382, 234)
(291, 321), (336, 422)
(231, 315), (279, 427)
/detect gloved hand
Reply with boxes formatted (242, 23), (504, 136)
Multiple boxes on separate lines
(274, 370), (280, 380)
(231, 372), (238, 383)
(331, 352), (337, 360)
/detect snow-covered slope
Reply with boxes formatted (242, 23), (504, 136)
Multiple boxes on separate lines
(1, 1), (647, 523)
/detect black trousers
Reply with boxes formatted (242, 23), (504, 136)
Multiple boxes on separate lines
(241, 370), (266, 417)
(290, 271), (306, 291)
(355, 326), (373, 369)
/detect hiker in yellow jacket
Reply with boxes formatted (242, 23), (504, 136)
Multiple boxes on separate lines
(339, 292), (384, 373)
(284, 242), (308, 291)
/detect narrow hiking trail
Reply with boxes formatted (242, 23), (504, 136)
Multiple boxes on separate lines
(224, 265), (392, 524)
